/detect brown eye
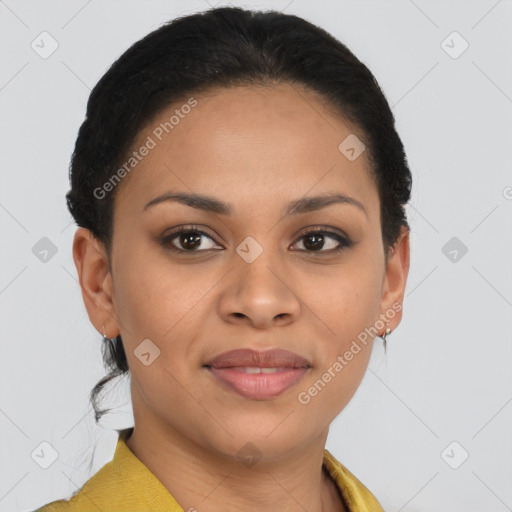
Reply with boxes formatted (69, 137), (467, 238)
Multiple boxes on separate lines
(161, 225), (222, 253)
(291, 228), (351, 253)
(174, 231), (203, 250)
(160, 225), (352, 255)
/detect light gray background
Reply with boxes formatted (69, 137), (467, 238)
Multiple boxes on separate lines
(1, 1), (511, 511)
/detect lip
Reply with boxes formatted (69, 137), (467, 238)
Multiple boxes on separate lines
(205, 348), (311, 369)
(204, 348), (311, 400)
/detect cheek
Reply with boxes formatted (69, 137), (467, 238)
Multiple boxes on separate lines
(297, 260), (381, 410)
(112, 254), (220, 394)
(325, 351), (373, 415)
(113, 250), (213, 339)
(297, 339), (373, 419)
(304, 261), (382, 340)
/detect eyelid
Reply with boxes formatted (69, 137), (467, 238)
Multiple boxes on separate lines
(162, 223), (217, 239)
(292, 225), (350, 241)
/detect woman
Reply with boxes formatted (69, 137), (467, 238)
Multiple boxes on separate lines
(37, 6), (411, 511)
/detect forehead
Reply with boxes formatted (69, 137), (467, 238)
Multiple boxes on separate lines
(113, 83), (379, 221)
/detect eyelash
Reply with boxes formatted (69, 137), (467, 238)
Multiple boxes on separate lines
(160, 224), (352, 255)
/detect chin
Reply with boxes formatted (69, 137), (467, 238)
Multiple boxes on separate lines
(196, 409), (323, 463)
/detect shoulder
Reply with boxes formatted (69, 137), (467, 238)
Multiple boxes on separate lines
(35, 453), (127, 511)
(35, 428), (182, 512)
(323, 449), (385, 512)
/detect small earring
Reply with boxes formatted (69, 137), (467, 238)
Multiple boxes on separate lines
(102, 324), (109, 341)
(382, 320), (392, 353)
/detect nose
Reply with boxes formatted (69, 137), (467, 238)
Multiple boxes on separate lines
(217, 253), (301, 329)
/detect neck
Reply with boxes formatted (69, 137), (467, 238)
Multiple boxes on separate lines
(125, 419), (346, 512)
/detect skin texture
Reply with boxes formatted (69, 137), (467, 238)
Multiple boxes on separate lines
(73, 82), (410, 512)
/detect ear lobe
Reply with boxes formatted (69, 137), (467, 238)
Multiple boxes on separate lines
(380, 226), (410, 329)
(72, 227), (119, 338)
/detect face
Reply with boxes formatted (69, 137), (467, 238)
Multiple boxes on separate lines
(75, 82), (409, 461)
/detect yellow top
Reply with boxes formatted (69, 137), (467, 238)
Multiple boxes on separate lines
(37, 428), (384, 512)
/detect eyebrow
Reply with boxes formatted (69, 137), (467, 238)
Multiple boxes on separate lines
(143, 191), (368, 218)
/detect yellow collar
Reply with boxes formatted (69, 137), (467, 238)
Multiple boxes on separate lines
(38, 428), (384, 511)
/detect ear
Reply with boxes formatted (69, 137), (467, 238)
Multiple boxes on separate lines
(72, 227), (119, 339)
(378, 225), (410, 333)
